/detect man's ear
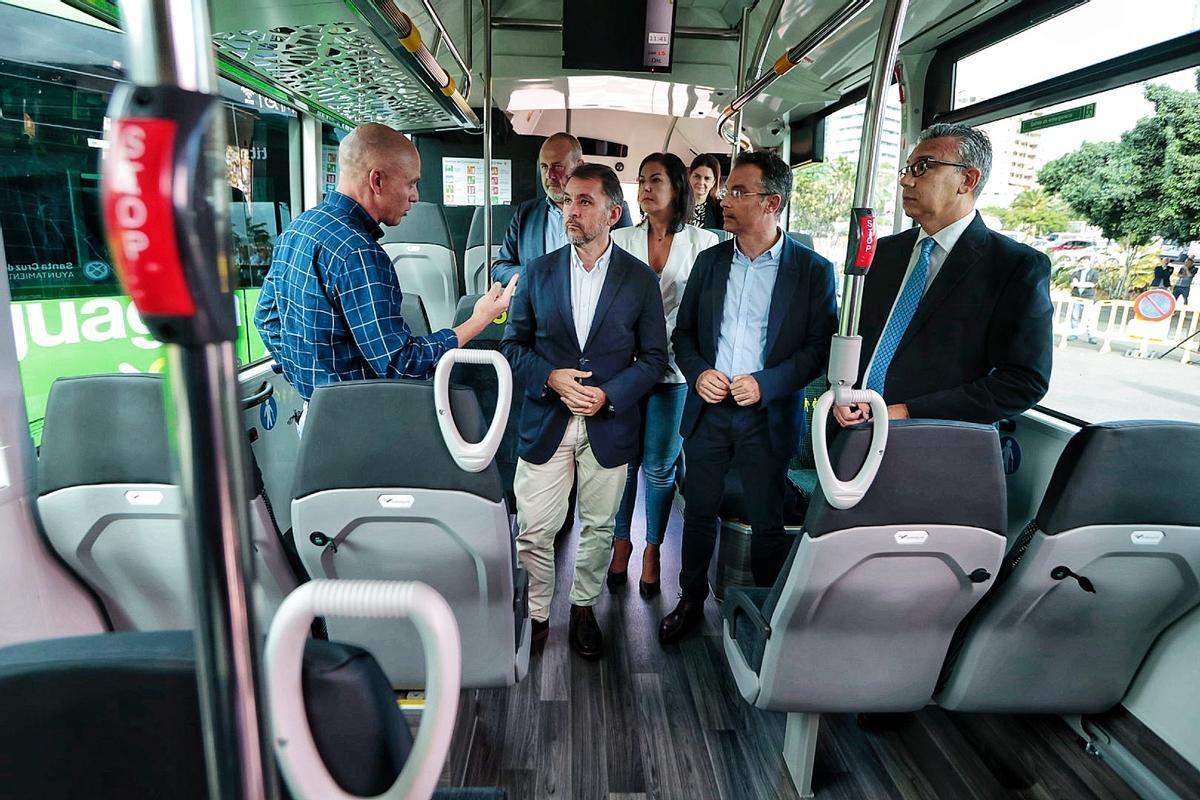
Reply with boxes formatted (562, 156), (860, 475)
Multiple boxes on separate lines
(764, 193), (784, 217)
(960, 166), (982, 195)
(368, 168), (384, 196)
(608, 202), (623, 226)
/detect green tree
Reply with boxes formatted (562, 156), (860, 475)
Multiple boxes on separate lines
(1039, 73), (1200, 296)
(789, 157), (856, 238)
(994, 189), (1072, 235)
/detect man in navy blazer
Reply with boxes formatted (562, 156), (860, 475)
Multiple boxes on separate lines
(501, 163), (667, 660)
(492, 132), (633, 286)
(833, 123), (1052, 428)
(659, 151), (838, 645)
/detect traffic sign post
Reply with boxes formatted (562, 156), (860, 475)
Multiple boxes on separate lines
(1127, 289), (1177, 358)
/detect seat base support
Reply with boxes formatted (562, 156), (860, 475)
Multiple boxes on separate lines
(783, 712), (819, 798)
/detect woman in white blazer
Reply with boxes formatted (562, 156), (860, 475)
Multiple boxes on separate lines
(609, 153), (720, 597)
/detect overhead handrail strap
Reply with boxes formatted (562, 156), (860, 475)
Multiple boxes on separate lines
(433, 349), (512, 473)
(266, 580), (460, 800)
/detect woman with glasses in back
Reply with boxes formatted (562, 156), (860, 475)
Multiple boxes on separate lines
(609, 153), (720, 597)
(688, 153), (724, 231)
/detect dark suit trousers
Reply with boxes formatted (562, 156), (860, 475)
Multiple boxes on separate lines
(679, 403), (792, 600)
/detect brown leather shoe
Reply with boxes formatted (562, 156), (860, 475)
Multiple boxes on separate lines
(607, 539), (633, 590)
(569, 604), (603, 660)
(639, 543), (661, 598)
(658, 597), (705, 645)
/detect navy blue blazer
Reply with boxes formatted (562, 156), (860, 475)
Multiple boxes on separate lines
(500, 243), (668, 468)
(856, 215), (1052, 423)
(673, 234), (838, 457)
(492, 196), (634, 285)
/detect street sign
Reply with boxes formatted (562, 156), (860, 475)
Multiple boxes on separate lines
(1133, 288), (1176, 322)
(1020, 103), (1096, 134)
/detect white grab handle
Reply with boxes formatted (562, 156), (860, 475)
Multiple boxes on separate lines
(266, 580), (461, 800)
(812, 388), (889, 510)
(433, 348), (512, 472)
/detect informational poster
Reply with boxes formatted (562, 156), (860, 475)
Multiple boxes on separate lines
(322, 145), (339, 197)
(442, 157), (512, 206)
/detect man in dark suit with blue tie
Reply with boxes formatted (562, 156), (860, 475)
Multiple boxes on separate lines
(502, 163), (667, 660)
(832, 123), (1052, 429)
(492, 132), (634, 286)
(659, 151), (838, 644)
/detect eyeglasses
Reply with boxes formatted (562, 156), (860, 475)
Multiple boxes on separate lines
(898, 157), (970, 179)
(717, 188), (777, 200)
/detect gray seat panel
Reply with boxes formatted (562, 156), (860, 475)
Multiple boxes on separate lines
(937, 421), (1200, 713)
(381, 202), (460, 331)
(464, 205), (515, 294)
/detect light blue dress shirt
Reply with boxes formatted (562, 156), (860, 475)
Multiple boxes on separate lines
(544, 198), (569, 254)
(714, 231), (784, 378)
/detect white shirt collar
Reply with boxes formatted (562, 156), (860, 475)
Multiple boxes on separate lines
(918, 209), (977, 256)
(570, 238), (614, 273)
(734, 227), (785, 262)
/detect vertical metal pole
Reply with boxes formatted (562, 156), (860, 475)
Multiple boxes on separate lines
(116, 0), (276, 797)
(838, 0), (909, 338)
(732, 6), (750, 162)
(482, 0), (493, 286)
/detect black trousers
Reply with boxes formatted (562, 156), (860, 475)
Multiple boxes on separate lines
(678, 403), (792, 600)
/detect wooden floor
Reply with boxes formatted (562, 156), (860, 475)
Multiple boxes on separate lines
(442, 484), (1147, 800)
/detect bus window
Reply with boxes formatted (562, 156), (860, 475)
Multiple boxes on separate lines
(969, 67), (1200, 424)
(789, 83), (903, 267)
(0, 2), (300, 442)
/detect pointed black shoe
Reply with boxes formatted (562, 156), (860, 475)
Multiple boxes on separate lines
(639, 578), (660, 598)
(658, 597), (704, 644)
(530, 618), (550, 654)
(569, 604), (604, 660)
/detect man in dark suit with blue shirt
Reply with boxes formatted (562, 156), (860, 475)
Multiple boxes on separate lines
(831, 123), (1052, 429)
(491, 132), (633, 286)
(502, 163), (667, 660)
(659, 151), (838, 645)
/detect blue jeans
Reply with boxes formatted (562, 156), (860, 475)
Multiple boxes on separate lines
(613, 382), (687, 545)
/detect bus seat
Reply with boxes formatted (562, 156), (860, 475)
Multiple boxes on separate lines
(0, 630), (501, 799)
(722, 420), (1007, 713)
(290, 380), (530, 689)
(36, 374), (297, 631)
(452, 294), (519, 509)
(937, 421), (1200, 714)
(381, 202), (460, 331)
(787, 231), (815, 250)
(463, 204), (516, 295)
(704, 227), (731, 242)
(401, 291), (433, 336)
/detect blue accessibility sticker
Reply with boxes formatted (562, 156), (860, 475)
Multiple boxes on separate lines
(1000, 435), (1021, 475)
(259, 395), (278, 431)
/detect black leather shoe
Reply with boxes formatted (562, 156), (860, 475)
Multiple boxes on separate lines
(639, 544), (660, 598)
(530, 618), (549, 654)
(607, 539), (633, 590)
(569, 604), (603, 660)
(607, 569), (628, 590)
(658, 597), (705, 645)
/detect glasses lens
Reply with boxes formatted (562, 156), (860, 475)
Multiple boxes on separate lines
(912, 159), (929, 177)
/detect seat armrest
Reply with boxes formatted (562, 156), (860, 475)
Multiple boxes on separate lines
(725, 588), (771, 642)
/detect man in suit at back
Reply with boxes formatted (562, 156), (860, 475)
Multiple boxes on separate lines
(492, 132), (633, 285)
(659, 151), (838, 644)
(833, 122), (1052, 428)
(501, 164), (667, 660)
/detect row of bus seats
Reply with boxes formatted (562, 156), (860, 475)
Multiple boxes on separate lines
(33, 370), (531, 692)
(719, 418), (1200, 793)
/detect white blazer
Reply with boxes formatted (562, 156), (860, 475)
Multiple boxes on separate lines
(611, 222), (720, 383)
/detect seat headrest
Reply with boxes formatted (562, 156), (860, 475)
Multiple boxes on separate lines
(452, 295), (508, 342)
(1037, 421), (1200, 534)
(805, 419), (1007, 537)
(465, 204), (517, 248)
(293, 380), (504, 503)
(38, 374), (173, 494)
(379, 202), (453, 248)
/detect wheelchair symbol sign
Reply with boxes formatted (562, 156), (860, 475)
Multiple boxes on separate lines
(259, 395), (278, 430)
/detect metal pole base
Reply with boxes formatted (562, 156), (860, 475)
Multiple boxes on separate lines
(783, 712), (820, 799)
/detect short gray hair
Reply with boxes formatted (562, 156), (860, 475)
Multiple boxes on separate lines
(917, 123), (991, 197)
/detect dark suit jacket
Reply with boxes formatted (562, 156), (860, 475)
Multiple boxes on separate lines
(673, 235), (838, 456)
(500, 244), (668, 468)
(491, 196), (634, 285)
(857, 215), (1053, 423)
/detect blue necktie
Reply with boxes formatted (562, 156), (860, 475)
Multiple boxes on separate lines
(866, 236), (937, 394)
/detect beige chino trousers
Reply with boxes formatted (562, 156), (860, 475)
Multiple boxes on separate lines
(514, 415), (627, 622)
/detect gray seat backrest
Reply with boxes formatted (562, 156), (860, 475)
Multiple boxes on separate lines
(937, 421), (1200, 713)
(724, 420), (1007, 713)
(380, 202), (459, 331)
(787, 231), (815, 250)
(37, 374), (297, 631)
(704, 227), (730, 242)
(401, 292), (432, 337)
(463, 204), (516, 295)
(290, 380), (528, 689)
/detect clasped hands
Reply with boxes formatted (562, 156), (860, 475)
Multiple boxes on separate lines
(548, 369), (607, 416)
(696, 369), (760, 406)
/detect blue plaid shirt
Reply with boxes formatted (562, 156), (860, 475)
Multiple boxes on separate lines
(254, 191), (457, 400)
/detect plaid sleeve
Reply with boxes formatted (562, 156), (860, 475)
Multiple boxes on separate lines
(334, 245), (458, 380)
(253, 265), (283, 362)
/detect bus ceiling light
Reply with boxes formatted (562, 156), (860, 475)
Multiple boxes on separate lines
(717, 0), (871, 145)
